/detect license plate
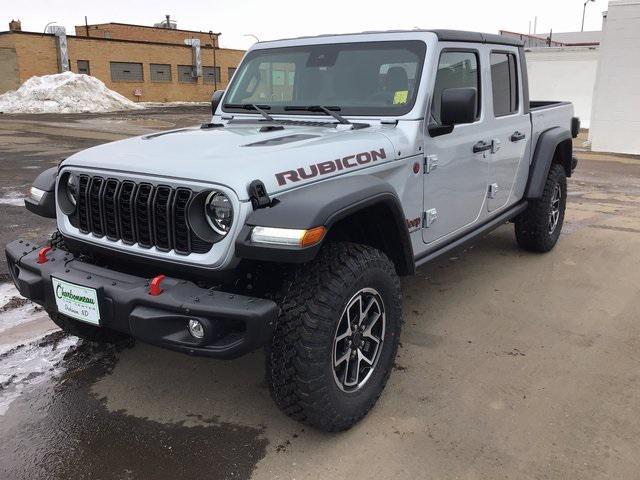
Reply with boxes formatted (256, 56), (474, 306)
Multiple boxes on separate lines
(52, 277), (101, 326)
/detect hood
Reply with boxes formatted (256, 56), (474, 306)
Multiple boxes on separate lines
(62, 122), (397, 201)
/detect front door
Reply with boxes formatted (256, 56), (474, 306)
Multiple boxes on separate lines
(423, 47), (489, 244)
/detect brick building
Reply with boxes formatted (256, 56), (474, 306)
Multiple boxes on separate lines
(0, 20), (245, 102)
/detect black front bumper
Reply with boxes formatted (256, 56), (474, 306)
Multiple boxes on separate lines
(5, 239), (278, 359)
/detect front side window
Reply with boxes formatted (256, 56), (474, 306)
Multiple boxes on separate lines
(490, 52), (518, 116)
(223, 41), (427, 116)
(430, 50), (480, 126)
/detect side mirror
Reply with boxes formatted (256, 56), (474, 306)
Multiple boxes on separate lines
(211, 90), (225, 115)
(440, 87), (477, 126)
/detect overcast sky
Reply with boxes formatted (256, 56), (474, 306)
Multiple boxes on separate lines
(3, 0), (610, 50)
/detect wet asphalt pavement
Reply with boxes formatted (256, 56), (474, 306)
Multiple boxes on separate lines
(1, 109), (640, 479)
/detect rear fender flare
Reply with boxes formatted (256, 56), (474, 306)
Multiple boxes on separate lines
(525, 127), (572, 200)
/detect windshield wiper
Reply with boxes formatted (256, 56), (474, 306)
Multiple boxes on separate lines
(284, 105), (351, 125)
(223, 103), (274, 121)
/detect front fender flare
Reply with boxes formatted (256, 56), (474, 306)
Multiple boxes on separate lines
(24, 167), (57, 218)
(235, 175), (414, 272)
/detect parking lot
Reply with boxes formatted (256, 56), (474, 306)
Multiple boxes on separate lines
(1, 108), (639, 479)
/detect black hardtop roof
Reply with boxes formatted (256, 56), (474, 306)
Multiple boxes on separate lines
(257, 29), (524, 47)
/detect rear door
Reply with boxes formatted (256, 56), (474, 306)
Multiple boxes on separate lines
(422, 47), (489, 244)
(485, 49), (530, 212)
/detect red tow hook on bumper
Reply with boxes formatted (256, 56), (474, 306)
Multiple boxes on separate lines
(37, 246), (52, 264)
(149, 275), (166, 296)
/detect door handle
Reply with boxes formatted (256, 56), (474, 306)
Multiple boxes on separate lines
(473, 141), (492, 153)
(510, 131), (526, 142)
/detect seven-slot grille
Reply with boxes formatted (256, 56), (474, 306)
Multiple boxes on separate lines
(70, 175), (213, 255)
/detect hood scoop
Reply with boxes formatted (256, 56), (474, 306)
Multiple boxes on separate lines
(244, 134), (320, 147)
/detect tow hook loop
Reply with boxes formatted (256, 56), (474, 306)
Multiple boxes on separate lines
(37, 246), (52, 264)
(149, 275), (166, 296)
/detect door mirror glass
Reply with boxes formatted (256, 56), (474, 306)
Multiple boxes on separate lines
(211, 89), (225, 115)
(440, 87), (477, 126)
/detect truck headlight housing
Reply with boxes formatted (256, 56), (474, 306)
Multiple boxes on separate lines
(66, 173), (78, 206)
(205, 190), (233, 236)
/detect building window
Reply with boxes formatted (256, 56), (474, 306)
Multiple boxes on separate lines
(150, 63), (172, 82)
(178, 65), (197, 83)
(110, 62), (143, 82)
(203, 66), (221, 84)
(77, 60), (90, 75)
(431, 50), (480, 127)
(227, 67), (237, 81)
(490, 52), (519, 117)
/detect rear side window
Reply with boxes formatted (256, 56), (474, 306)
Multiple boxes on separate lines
(431, 50), (480, 126)
(490, 52), (518, 116)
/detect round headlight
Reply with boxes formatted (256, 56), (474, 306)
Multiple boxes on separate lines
(205, 191), (233, 236)
(66, 173), (78, 206)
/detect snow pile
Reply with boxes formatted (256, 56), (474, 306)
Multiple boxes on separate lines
(0, 71), (143, 114)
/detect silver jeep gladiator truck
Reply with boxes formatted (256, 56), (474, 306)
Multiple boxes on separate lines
(6, 29), (579, 431)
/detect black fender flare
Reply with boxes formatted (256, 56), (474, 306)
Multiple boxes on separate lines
(525, 127), (572, 200)
(24, 167), (57, 218)
(235, 175), (415, 274)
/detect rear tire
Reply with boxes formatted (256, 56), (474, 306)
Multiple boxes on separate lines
(266, 242), (402, 432)
(48, 311), (129, 344)
(515, 163), (567, 252)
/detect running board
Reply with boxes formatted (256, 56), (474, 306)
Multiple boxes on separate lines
(414, 202), (528, 269)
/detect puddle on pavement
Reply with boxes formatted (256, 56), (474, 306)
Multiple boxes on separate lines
(0, 283), (269, 479)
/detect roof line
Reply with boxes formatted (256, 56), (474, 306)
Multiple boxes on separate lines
(0, 30), (244, 51)
(78, 22), (219, 36)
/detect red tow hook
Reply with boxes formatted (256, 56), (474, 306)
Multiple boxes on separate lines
(37, 246), (53, 264)
(149, 275), (166, 296)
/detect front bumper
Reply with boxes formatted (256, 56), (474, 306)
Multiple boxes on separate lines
(5, 239), (278, 359)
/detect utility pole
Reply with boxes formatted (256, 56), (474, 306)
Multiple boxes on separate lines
(582, 0), (596, 32)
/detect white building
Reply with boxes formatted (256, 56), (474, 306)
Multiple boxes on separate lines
(526, 46), (600, 128)
(589, 0), (640, 155)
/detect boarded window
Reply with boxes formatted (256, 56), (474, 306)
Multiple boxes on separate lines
(178, 65), (197, 83)
(150, 63), (172, 82)
(227, 67), (237, 81)
(203, 66), (221, 84)
(110, 62), (143, 82)
(490, 52), (519, 117)
(77, 60), (90, 75)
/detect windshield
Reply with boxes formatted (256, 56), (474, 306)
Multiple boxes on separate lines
(223, 41), (426, 117)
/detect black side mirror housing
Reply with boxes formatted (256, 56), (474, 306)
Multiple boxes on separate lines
(211, 90), (225, 115)
(440, 87), (477, 126)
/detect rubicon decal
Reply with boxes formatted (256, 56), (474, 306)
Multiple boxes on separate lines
(275, 148), (387, 186)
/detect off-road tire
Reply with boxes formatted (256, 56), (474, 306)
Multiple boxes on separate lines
(515, 163), (567, 252)
(47, 311), (129, 344)
(266, 242), (402, 432)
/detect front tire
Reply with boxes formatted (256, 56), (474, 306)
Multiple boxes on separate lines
(515, 163), (567, 252)
(266, 242), (402, 431)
